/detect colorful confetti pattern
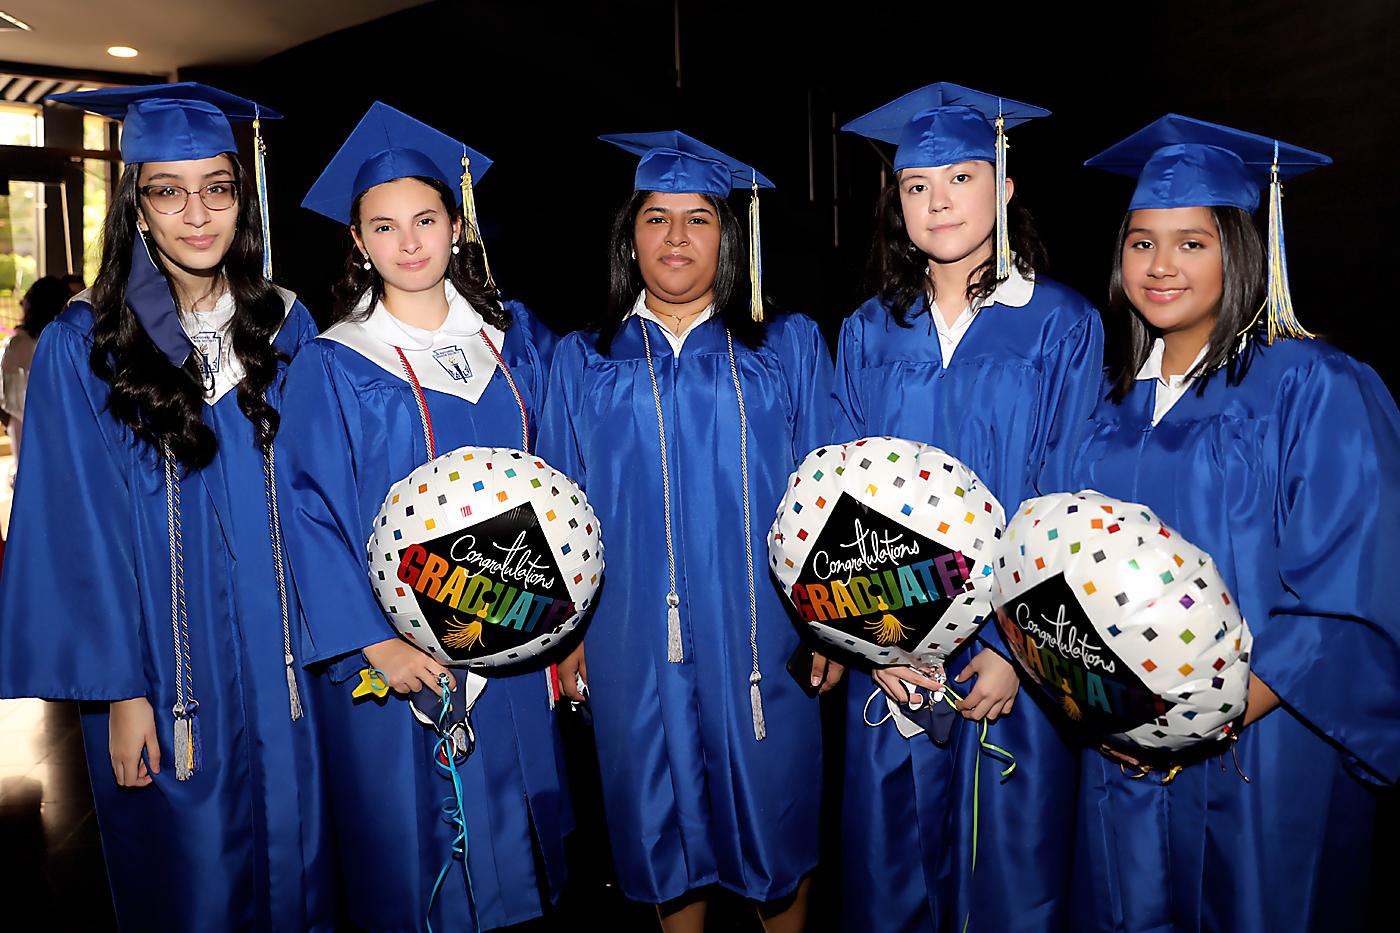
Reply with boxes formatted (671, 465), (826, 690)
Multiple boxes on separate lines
(991, 491), (1253, 751)
(366, 446), (604, 669)
(767, 437), (1005, 666)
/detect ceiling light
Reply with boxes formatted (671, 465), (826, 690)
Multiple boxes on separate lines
(0, 11), (33, 31)
(107, 46), (139, 59)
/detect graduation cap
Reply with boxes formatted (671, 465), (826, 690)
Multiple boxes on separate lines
(302, 102), (497, 287)
(842, 82), (1050, 279)
(1085, 113), (1332, 342)
(47, 82), (281, 280)
(599, 130), (773, 321)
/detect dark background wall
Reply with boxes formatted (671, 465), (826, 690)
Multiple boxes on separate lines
(178, 4), (1395, 923)
(185, 0), (1400, 390)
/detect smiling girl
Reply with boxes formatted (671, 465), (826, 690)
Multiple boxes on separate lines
(836, 83), (1103, 932)
(1070, 115), (1400, 933)
(541, 132), (836, 933)
(0, 84), (333, 930)
(277, 102), (570, 933)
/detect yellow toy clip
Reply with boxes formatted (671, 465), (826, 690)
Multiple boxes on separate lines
(352, 667), (390, 699)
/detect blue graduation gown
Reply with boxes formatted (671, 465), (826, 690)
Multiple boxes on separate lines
(508, 299), (560, 367)
(537, 312), (833, 904)
(1067, 338), (1400, 933)
(277, 305), (571, 933)
(0, 299), (334, 931)
(832, 278), (1103, 932)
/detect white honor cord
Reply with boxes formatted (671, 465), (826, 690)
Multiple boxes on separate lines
(640, 321), (684, 663)
(725, 328), (765, 741)
(639, 320), (766, 738)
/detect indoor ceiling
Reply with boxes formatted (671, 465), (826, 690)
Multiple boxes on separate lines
(0, 0), (430, 77)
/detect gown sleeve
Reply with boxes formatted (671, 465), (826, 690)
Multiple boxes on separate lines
(277, 343), (395, 681)
(0, 318), (147, 699)
(536, 335), (588, 489)
(1033, 303), (1104, 497)
(781, 315), (835, 463)
(507, 299), (560, 372)
(1248, 352), (1400, 784)
(831, 312), (867, 444)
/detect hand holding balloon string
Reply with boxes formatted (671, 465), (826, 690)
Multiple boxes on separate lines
(873, 649), (1019, 722)
(1099, 672), (1280, 769)
(363, 637), (457, 695)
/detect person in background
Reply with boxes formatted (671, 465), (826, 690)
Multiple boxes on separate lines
(1, 276), (69, 483)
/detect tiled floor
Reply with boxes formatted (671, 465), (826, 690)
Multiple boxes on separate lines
(0, 698), (117, 929)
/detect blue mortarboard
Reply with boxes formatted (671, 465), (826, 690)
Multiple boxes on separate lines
(302, 102), (496, 287)
(46, 81), (279, 164)
(842, 83), (1049, 279)
(599, 131), (774, 197)
(841, 82), (1049, 171)
(599, 131), (773, 321)
(1084, 113), (1330, 212)
(1086, 114), (1332, 343)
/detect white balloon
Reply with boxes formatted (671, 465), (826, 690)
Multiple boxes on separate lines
(366, 446), (603, 669)
(769, 437), (1004, 667)
(993, 491), (1252, 751)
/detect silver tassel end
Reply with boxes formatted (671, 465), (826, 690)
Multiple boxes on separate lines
(749, 672), (767, 741)
(666, 592), (683, 663)
(173, 715), (194, 781)
(285, 653), (304, 721)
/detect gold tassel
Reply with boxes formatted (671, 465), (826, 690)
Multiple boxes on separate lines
(994, 109), (1011, 280)
(750, 673), (767, 741)
(748, 171), (765, 322)
(1264, 142), (1313, 343)
(253, 107), (273, 281)
(666, 592), (683, 663)
(460, 151), (496, 291)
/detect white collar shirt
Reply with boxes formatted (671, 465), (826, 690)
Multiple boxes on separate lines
(629, 291), (715, 356)
(1136, 338), (1211, 425)
(929, 263), (1035, 367)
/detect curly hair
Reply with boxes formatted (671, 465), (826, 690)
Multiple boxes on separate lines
(88, 156), (288, 469)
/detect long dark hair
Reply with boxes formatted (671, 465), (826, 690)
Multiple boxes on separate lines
(88, 155), (287, 469)
(869, 178), (1048, 328)
(330, 175), (509, 332)
(1106, 206), (1265, 403)
(597, 189), (764, 356)
(20, 276), (69, 337)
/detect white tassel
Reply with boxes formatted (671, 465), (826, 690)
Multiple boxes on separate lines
(285, 653), (303, 721)
(666, 592), (683, 663)
(750, 673), (767, 741)
(173, 715), (194, 782)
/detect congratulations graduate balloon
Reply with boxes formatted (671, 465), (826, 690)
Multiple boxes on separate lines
(992, 491), (1252, 752)
(367, 447), (602, 669)
(769, 438), (1003, 666)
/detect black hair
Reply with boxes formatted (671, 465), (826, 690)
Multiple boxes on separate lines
(1106, 206), (1265, 403)
(19, 276), (70, 338)
(88, 155), (288, 470)
(868, 174), (1048, 328)
(596, 189), (764, 356)
(330, 175), (510, 332)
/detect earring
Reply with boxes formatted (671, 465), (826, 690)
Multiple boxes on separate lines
(630, 248), (636, 260)
(362, 257), (372, 271)
(452, 244), (460, 255)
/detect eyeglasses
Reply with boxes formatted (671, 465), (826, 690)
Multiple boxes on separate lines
(139, 181), (240, 215)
